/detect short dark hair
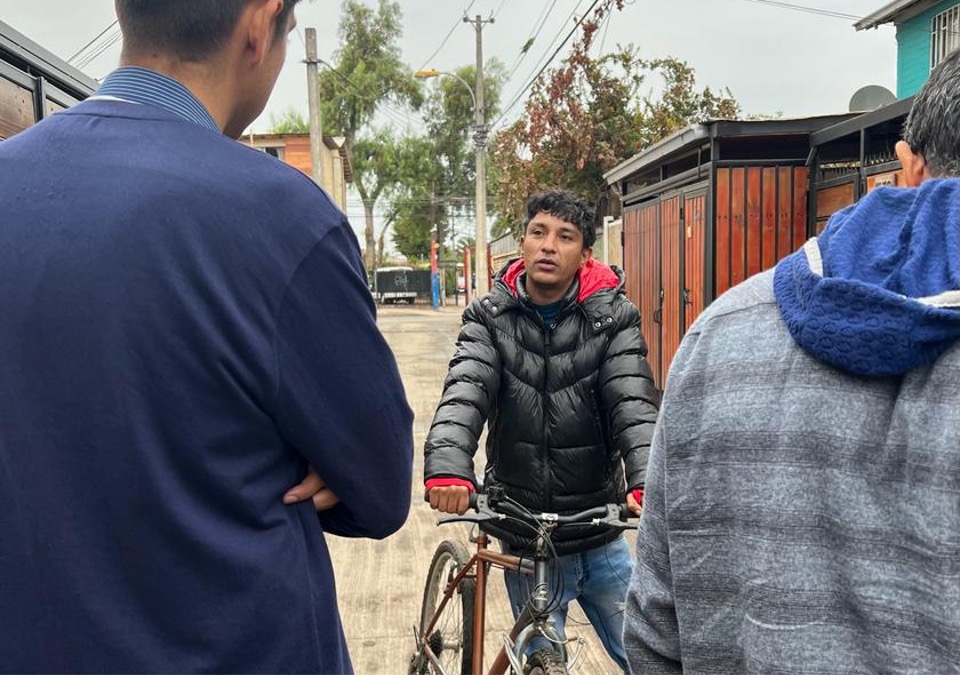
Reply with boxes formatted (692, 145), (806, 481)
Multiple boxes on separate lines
(116, 0), (300, 62)
(525, 189), (596, 249)
(902, 47), (960, 177)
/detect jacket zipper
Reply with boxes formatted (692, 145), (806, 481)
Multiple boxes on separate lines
(542, 326), (552, 510)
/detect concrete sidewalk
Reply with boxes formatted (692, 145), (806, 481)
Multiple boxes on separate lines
(326, 306), (626, 674)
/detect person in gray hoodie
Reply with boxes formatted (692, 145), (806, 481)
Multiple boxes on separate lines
(623, 48), (960, 674)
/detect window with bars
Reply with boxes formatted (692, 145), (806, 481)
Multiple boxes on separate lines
(931, 5), (960, 70)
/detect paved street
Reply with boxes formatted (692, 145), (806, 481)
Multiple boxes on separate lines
(326, 305), (626, 674)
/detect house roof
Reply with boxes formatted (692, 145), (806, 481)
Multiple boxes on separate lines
(603, 124), (709, 186)
(855, 0), (941, 30)
(0, 19), (97, 97)
(810, 95), (913, 146)
(242, 132), (353, 182)
(603, 114), (857, 186)
(243, 131), (345, 151)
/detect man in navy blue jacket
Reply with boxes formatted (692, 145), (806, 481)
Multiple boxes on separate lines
(0, 1), (413, 672)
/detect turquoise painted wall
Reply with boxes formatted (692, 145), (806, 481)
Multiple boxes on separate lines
(897, 0), (960, 97)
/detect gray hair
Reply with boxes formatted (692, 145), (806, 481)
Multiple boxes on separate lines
(902, 47), (960, 177)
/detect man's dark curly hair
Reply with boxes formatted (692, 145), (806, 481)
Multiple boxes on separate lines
(525, 189), (597, 248)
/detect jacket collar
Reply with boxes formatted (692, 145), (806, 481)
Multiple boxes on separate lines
(483, 258), (624, 333)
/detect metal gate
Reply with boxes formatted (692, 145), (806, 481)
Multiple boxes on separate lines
(714, 165), (807, 296)
(623, 182), (708, 389)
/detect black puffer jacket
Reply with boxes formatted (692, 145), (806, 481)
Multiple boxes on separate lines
(425, 258), (660, 554)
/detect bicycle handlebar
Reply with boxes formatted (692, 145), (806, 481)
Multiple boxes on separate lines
(431, 490), (637, 531)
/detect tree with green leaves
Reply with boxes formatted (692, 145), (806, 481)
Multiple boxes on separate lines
(317, 0), (423, 272)
(489, 0), (739, 237)
(268, 108), (309, 134)
(639, 57), (741, 148)
(381, 134), (442, 265)
(385, 62), (506, 264)
(350, 127), (406, 265)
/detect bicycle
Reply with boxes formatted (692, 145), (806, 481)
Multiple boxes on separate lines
(408, 488), (636, 675)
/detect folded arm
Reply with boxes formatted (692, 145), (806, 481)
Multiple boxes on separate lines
(274, 221), (414, 539)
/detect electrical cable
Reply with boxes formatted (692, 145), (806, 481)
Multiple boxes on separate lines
(67, 19), (119, 64)
(508, 0), (586, 94)
(724, 0), (860, 21)
(74, 29), (122, 70)
(415, 0), (478, 72)
(317, 58), (423, 129)
(297, 28), (421, 131)
(492, 0), (602, 130)
(595, 2), (614, 56)
(504, 0), (561, 85)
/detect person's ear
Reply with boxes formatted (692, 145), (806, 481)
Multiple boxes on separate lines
(580, 247), (592, 267)
(896, 140), (928, 187)
(244, 0), (284, 66)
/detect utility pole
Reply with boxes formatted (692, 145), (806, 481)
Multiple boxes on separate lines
(464, 14), (494, 295)
(304, 28), (325, 189)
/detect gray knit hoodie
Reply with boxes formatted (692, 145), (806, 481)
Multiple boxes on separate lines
(624, 182), (960, 674)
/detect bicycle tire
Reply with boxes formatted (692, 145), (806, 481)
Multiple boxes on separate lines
(413, 539), (476, 675)
(522, 648), (566, 675)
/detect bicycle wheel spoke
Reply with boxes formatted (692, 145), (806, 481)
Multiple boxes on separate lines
(413, 540), (476, 675)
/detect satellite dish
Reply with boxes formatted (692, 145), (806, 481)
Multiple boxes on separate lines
(849, 85), (897, 112)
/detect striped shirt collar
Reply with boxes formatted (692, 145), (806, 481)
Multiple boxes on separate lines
(94, 66), (220, 133)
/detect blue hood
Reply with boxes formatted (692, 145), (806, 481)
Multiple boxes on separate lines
(774, 178), (960, 376)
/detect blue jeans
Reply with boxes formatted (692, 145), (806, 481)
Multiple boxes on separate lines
(502, 536), (631, 672)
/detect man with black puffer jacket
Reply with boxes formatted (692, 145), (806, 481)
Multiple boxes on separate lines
(424, 188), (660, 672)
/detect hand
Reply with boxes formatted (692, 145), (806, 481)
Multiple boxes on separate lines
(626, 492), (643, 516)
(428, 485), (470, 515)
(283, 466), (340, 512)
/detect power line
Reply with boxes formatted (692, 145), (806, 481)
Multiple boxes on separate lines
(294, 29), (413, 132)
(381, 102), (421, 132)
(498, 0), (587, 120)
(595, 2), (614, 56)
(298, 27), (422, 132)
(492, 0), (601, 130)
(68, 19), (119, 64)
(74, 29), (122, 70)
(317, 58), (422, 130)
(504, 0), (561, 84)
(515, 0), (585, 85)
(491, 0), (865, 130)
(415, 0), (477, 72)
(724, 0), (860, 20)
(76, 34), (121, 71)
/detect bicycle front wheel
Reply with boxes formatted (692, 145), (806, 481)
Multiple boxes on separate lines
(523, 648), (566, 675)
(416, 539), (476, 675)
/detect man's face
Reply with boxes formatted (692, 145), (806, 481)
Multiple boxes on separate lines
(520, 211), (590, 296)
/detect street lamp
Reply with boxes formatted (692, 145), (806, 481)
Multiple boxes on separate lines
(415, 68), (489, 296)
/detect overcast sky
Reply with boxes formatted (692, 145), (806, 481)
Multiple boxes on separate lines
(3, 0), (899, 239)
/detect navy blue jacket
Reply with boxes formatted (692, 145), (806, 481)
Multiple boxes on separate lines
(0, 100), (413, 673)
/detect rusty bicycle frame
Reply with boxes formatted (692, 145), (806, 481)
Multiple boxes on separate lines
(412, 493), (635, 675)
(415, 525), (565, 675)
